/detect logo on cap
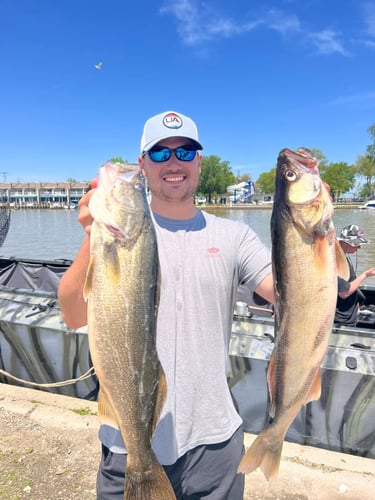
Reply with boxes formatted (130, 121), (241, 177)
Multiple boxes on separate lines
(163, 112), (182, 129)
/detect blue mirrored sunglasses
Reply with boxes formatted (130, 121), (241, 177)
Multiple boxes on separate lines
(142, 146), (198, 163)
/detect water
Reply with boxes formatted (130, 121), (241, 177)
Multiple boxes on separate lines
(214, 207), (375, 286)
(0, 209), (83, 261)
(1, 207), (374, 285)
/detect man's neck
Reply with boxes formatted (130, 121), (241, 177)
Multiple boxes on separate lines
(150, 198), (198, 220)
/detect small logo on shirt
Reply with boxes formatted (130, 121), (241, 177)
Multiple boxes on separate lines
(207, 247), (220, 255)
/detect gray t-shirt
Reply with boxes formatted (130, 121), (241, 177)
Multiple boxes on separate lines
(99, 210), (271, 464)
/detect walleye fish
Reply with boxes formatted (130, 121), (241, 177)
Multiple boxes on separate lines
(84, 161), (175, 499)
(238, 148), (349, 481)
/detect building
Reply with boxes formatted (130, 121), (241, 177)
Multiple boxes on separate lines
(0, 181), (91, 208)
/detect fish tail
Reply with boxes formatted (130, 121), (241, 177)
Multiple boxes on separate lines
(237, 429), (284, 481)
(124, 460), (176, 500)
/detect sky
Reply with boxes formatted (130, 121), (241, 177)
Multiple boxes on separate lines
(1, 0), (375, 184)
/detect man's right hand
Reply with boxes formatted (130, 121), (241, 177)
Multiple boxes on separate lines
(78, 179), (97, 234)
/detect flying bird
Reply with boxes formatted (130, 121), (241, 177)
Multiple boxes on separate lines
(94, 61), (103, 70)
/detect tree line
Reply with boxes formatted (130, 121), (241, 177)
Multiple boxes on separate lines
(67, 124), (375, 203)
(197, 123), (375, 203)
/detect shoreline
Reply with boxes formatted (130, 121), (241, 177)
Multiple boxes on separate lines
(2, 203), (369, 211)
(202, 203), (368, 210)
(0, 383), (374, 499)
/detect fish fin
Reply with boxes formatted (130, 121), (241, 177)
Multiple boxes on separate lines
(104, 241), (122, 282)
(238, 428), (283, 481)
(97, 387), (120, 428)
(313, 234), (330, 270)
(152, 367), (167, 435)
(304, 368), (322, 403)
(124, 452), (175, 499)
(335, 239), (350, 280)
(266, 352), (276, 418)
(83, 255), (95, 301)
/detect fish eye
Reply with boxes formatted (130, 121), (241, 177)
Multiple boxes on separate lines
(285, 169), (297, 182)
(134, 181), (143, 191)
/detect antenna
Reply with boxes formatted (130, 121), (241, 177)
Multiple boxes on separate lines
(0, 172), (8, 182)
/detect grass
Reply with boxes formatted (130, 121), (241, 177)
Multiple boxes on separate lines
(70, 407), (97, 416)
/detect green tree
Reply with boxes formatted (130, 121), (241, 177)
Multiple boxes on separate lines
(308, 148), (329, 168)
(319, 162), (356, 201)
(198, 155), (236, 203)
(256, 168), (276, 194)
(355, 154), (375, 198)
(110, 157), (128, 164)
(366, 124), (375, 161)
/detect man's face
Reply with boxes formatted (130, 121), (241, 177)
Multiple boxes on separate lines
(139, 137), (201, 203)
(341, 241), (360, 254)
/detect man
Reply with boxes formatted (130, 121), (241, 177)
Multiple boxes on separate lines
(335, 224), (375, 327)
(58, 110), (274, 499)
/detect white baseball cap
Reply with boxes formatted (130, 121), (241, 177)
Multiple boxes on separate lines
(140, 111), (203, 153)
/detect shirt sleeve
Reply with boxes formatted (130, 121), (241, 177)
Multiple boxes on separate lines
(337, 276), (350, 293)
(237, 223), (272, 291)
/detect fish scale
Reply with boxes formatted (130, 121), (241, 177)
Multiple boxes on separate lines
(238, 148), (349, 481)
(84, 161), (175, 499)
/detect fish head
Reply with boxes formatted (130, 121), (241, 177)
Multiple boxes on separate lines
(89, 161), (148, 246)
(274, 148), (333, 235)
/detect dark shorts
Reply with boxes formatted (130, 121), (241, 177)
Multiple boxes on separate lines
(96, 426), (245, 499)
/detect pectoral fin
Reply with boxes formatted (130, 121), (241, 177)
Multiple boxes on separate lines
(83, 255), (95, 301)
(97, 385), (120, 429)
(304, 367), (322, 404)
(267, 352), (277, 418)
(152, 367), (167, 435)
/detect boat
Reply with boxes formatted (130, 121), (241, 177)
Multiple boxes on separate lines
(359, 199), (375, 209)
(64, 201), (78, 210)
(0, 256), (374, 459)
(0, 207), (10, 246)
(229, 298), (375, 460)
(0, 257), (97, 400)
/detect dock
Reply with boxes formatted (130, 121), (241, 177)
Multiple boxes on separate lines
(0, 383), (373, 499)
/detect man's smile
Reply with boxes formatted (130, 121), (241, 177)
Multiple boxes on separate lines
(163, 175), (185, 183)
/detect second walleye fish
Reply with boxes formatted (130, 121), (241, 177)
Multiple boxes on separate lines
(238, 148), (349, 481)
(84, 162), (175, 499)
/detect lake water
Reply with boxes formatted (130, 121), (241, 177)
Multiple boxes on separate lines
(1, 207), (374, 285)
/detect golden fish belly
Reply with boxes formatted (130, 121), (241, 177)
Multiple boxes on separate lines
(271, 221), (337, 418)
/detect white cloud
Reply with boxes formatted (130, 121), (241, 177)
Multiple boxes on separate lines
(350, 2), (375, 49)
(362, 38), (375, 47)
(160, 1), (300, 46)
(330, 91), (375, 105)
(265, 9), (301, 35)
(363, 1), (375, 37)
(160, 1), (351, 57)
(307, 30), (349, 56)
(159, 0), (204, 45)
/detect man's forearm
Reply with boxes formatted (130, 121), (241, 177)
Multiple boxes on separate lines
(58, 236), (90, 329)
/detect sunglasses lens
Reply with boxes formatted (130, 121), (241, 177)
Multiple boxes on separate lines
(175, 148), (197, 161)
(148, 148), (171, 162)
(146, 146), (197, 162)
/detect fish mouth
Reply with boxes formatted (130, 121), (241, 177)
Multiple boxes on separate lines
(279, 147), (325, 206)
(282, 147), (320, 174)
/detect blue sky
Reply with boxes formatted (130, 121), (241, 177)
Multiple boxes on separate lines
(1, 0), (375, 183)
